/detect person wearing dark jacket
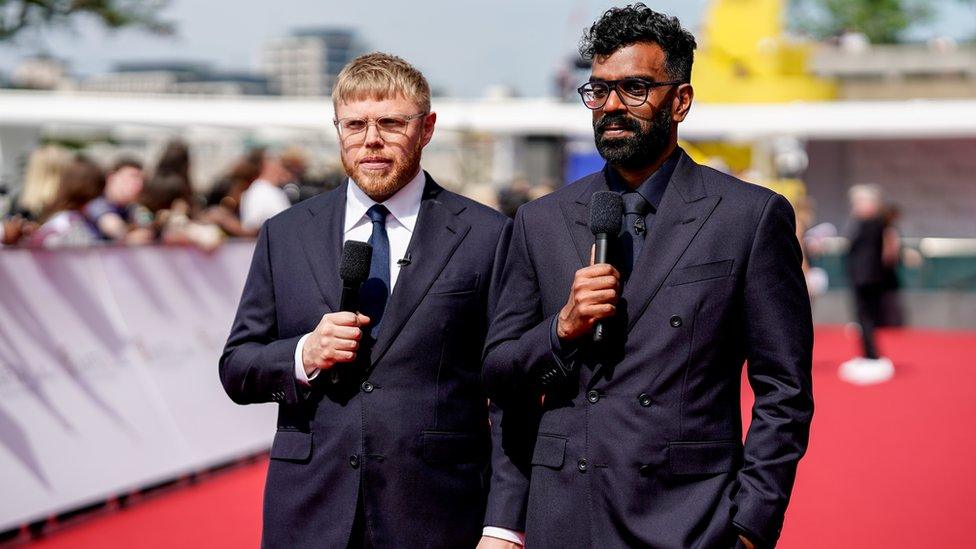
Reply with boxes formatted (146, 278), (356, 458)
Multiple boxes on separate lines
(220, 53), (521, 548)
(483, 5), (814, 548)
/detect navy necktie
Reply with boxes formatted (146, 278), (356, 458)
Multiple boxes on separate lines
(620, 192), (652, 276)
(361, 204), (390, 339)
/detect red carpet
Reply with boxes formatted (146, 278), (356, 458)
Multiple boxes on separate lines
(19, 326), (976, 548)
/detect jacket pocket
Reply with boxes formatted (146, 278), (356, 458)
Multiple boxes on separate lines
(668, 260), (733, 286)
(531, 434), (567, 469)
(428, 273), (480, 295)
(421, 431), (484, 464)
(668, 440), (741, 475)
(270, 430), (312, 462)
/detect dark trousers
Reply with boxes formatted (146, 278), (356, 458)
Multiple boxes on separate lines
(854, 284), (884, 359)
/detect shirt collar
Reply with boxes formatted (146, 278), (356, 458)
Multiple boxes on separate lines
(344, 168), (426, 233)
(605, 148), (681, 212)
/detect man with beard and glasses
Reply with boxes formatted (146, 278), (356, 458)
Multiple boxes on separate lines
(483, 4), (813, 548)
(221, 53), (525, 548)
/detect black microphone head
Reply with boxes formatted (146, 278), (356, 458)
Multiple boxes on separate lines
(340, 240), (372, 282)
(589, 191), (623, 235)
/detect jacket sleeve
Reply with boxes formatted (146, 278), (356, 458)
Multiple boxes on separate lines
(482, 208), (567, 405)
(219, 222), (306, 405)
(481, 216), (531, 531)
(734, 193), (815, 546)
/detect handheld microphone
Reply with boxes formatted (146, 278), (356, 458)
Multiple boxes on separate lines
(589, 191), (623, 343)
(333, 241), (372, 384)
(339, 240), (373, 312)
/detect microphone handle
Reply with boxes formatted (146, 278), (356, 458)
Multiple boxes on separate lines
(593, 233), (611, 343)
(339, 282), (360, 312)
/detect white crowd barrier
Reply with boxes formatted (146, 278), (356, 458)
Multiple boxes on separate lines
(0, 241), (275, 531)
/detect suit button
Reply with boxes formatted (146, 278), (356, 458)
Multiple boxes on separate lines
(586, 390), (600, 404)
(577, 458), (588, 472)
(349, 455), (360, 469)
(669, 315), (683, 328)
(361, 381), (374, 393)
(638, 393), (652, 407)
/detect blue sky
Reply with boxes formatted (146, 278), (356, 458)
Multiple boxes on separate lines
(1, 0), (973, 97)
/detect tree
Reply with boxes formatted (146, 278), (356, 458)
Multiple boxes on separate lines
(791, 0), (973, 44)
(0, 0), (172, 42)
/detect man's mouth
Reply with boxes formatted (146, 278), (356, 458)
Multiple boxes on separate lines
(600, 127), (633, 138)
(359, 156), (393, 170)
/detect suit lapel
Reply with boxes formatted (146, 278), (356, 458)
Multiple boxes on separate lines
(369, 174), (470, 366)
(559, 173), (608, 268)
(298, 183), (347, 312)
(622, 152), (721, 332)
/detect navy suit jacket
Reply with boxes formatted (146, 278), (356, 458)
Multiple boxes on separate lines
(483, 152), (814, 548)
(220, 175), (520, 548)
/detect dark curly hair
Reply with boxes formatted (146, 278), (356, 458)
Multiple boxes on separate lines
(579, 3), (697, 83)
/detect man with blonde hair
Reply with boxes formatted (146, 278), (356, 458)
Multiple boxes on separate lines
(221, 53), (523, 548)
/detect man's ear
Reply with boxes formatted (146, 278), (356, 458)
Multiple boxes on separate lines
(672, 83), (694, 123)
(421, 111), (437, 147)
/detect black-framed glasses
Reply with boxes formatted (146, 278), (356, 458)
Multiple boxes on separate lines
(333, 112), (427, 141)
(577, 78), (684, 110)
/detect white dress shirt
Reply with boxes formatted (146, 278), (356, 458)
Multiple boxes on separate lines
(292, 169), (523, 546)
(294, 168), (425, 384)
(240, 179), (292, 230)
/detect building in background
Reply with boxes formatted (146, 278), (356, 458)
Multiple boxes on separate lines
(811, 39), (976, 100)
(261, 28), (362, 96)
(75, 62), (270, 96)
(10, 55), (71, 90)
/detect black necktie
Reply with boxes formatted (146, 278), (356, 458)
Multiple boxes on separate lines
(361, 204), (390, 339)
(621, 192), (651, 275)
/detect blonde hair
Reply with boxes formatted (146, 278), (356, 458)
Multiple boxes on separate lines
(332, 52), (431, 113)
(18, 144), (72, 218)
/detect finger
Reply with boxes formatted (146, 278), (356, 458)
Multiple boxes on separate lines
(326, 311), (360, 326)
(578, 275), (621, 292)
(357, 314), (371, 326)
(580, 263), (617, 277)
(333, 338), (359, 351)
(331, 325), (362, 340)
(580, 288), (619, 305)
(330, 349), (356, 363)
(581, 303), (616, 319)
(589, 244), (595, 266)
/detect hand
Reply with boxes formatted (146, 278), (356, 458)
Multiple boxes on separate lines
(556, 262), (620, 342)
(476, 536), (521, 549)
(301, 312), (370, 375)
(2, 217), (26, 245)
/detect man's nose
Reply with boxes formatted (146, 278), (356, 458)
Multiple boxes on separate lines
(362, 122), (384, 147)
(602, 88), (627, 113)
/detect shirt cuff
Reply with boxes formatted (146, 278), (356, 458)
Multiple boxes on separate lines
(294, 333), (318, 385)
(482, 526), (525, 546)
(549, 315), (577, 366)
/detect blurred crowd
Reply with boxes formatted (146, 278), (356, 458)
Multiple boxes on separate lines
(0, 141), (343, 249)
(0, 141), (561, 250)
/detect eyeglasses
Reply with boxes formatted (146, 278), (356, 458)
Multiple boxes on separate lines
(577, 78), (684, 110)
(333, 112), (427, 141)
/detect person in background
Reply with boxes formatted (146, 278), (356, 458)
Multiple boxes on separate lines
(239, 150), (293, 230)
(141, 173), (222, 251)
(14, 144), (71, 221)
(201, 154), (263, 238)
(840, 183), (894, 384)
(83, 157), (153, 244)
(30, 155), (104, 248)
(154, 139), (195, 198)
(880, 203), (904, 327)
